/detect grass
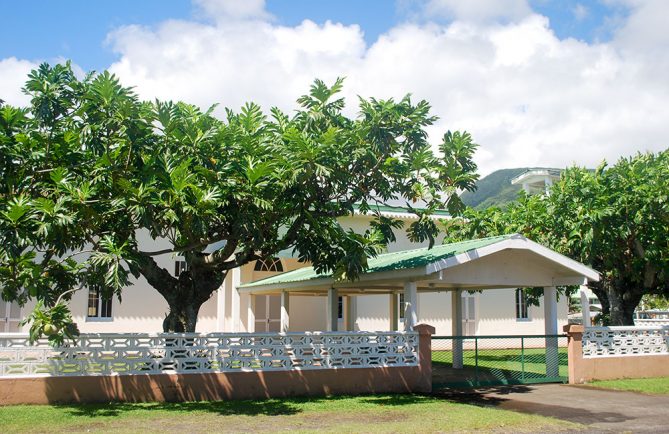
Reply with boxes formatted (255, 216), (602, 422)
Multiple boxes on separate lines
(0, 394), (578, 433)
(433, 347), (568, 384)
(589, 377), (669, 395)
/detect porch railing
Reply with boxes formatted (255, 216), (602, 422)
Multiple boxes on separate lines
(0, 331), (418, 378)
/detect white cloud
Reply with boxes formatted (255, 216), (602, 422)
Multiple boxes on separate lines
(3, 0), (669, 177)
(572, 4), (589, 21)
(420, 0), (532, 23)
(0, 57), (37, 107)
(193, 0), (272, 22)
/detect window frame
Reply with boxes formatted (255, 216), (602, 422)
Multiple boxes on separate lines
(515, 288), (531, 321)
(86, 287), (113, 322)
(254, 258), (284, 272)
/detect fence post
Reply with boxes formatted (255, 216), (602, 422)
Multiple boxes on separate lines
(521, 336), (525, 382)
(563, 324), (585, 384)
(474, 337), (479, 387)
(414, 323), (436, 393)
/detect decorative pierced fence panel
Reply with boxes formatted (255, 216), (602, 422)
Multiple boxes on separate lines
(582, 326), (669, 358)
(0, 331), (418, 378)
(635, 319), (669, 327)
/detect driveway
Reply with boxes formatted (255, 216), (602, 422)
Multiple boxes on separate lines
(435, 383), (669, 433)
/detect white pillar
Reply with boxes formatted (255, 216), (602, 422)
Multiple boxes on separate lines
(216, 280), (227, 331)
(580, 286), (591, 327)
(544, 286), (559, 377)
(345, 296), (355, 331)
(327, 288), (338, 331)
(246, 294), (255, 333)
(280, 291), (290, 333)
(403, 282), (418, 331)
(230, 267), (241, 332)
(389, 293), (399, 331)
(451, 289), (464, 369)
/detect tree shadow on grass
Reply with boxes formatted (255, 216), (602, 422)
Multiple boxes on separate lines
(357, 394), (436, 407)
(59, 398), (303, 418)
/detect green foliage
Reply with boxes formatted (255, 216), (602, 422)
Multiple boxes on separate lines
(641, 294), (669, 310)
(444, 150), (669, 325)
(20, 299), (79, 346)
(0, 62), (480, 333)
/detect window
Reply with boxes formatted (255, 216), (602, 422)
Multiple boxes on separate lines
(515, 289), (529, 320)
(87, 287), (112, 319)
(254, 258), (283, 272)
(337, 296), (344, 320)
(398, 293), (405, 319)
(175, 260), (188, 277)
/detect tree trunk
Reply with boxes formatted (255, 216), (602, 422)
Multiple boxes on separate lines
(607, 286), (641, 326)
(139, 254), (227, 332)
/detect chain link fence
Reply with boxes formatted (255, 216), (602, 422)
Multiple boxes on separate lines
(432, 335), (568, 388)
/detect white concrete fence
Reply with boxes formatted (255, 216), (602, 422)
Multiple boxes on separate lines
(581, 326), (669, 358)
(635, 319), (669, 327)
(0, 331), (419, 378)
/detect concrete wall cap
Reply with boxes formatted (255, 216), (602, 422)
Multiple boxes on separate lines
(414, 324), (436, 335)
(563, 324), (584, 333)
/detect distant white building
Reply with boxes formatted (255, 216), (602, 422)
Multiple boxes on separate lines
(511, 168), (561, 195)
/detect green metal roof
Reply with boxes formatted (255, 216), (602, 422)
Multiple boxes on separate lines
(240, 234), (515, 289)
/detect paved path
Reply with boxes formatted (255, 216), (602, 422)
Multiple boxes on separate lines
(437, 383), (669, 432)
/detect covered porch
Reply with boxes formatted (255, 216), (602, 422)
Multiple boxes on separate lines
(238, 234), (599, 371)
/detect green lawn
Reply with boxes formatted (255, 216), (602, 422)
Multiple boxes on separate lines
(433, 348), (568, 376)
(0, 394), (579, 433)
(589, 377), (669, 395)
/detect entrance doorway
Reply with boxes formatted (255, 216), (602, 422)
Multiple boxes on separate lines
(0, 300), (22, 333)
(254, 295), (281, 332)
(461, 292), (477, 336)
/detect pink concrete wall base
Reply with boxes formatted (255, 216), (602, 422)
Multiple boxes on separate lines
(564, 324), (669, 384)
(0, 325), (435, 405)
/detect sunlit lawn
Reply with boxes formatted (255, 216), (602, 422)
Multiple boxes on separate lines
(432, 348), (569, 385)
(589, 377), (669, 395)
(0, 394), (579, 433)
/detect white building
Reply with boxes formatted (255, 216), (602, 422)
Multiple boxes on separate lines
(1, 170), (592, 337)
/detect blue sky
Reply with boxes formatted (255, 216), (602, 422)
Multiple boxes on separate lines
(1, 0), (666, 175)
(2, 0), (628, 71)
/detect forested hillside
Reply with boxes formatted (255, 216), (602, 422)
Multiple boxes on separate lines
(461, 168), (527, 209)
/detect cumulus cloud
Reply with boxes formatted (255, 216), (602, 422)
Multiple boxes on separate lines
(572, 4), (589, 21)
(193, 0), (272, 22)
(3, 0), (668, 176)
(0, 57), (37, 107)
(419, 0), (533, 23)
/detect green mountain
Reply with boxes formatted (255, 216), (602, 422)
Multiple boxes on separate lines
(461, 168), (528, 209)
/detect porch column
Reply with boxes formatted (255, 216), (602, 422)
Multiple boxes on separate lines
(544, 286), (559, 377)
(247, 294), (255, 333)
(216, 280), (226, 331)
(345, 296), (355, 331)
(579, 285), (591, 327)
(451, 289), (464, 369)
(231, 267), (241, 332)
(280, 291), (290, 333)
(327, 287), (338, 331)
(403, 282), (418, 331)
(389, 293), (399, 331)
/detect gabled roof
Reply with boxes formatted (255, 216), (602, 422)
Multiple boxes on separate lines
(242, 235), (510, 289)
(240, 234), (599, 294)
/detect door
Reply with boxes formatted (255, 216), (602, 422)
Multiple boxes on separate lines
(461, 292), (477, 336)
(254, 295), (281, 332)
(0, 300), (22, 333)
